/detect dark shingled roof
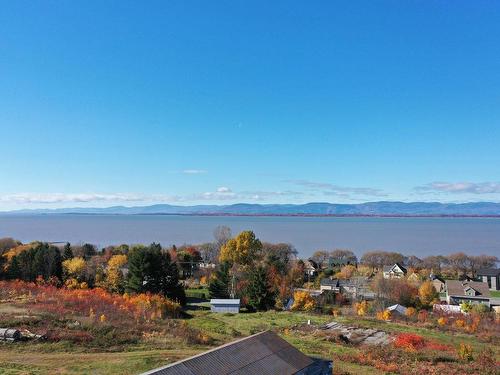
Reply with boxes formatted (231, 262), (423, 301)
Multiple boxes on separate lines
(141, 331), (316, 375)
(477, 268), (500, 277)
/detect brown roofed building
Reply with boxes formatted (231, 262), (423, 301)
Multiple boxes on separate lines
(445, 280), (491, 307)
(141, 331), (332, 375)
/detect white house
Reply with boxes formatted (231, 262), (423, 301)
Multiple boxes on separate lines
(383, 263), (407, 279)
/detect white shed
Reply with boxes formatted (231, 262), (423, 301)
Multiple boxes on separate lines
(210, 299), (240, 313)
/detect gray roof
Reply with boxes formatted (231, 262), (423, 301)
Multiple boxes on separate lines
(320, 278), (339, 287)
(477, 268), (500, 277)
(446, 280), (491, 298)
(141, 331), (315, 375)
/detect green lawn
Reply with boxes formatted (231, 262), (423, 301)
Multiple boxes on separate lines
(490, 290), (500, 298)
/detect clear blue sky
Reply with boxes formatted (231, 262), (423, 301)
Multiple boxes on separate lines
(1, 1), (500, 210)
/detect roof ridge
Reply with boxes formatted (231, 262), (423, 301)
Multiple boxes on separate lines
(140, 331), (274, 375)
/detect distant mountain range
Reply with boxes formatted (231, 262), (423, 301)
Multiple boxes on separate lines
(3, 201), (500, 216)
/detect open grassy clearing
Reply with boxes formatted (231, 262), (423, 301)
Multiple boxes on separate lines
(1, 304), (498, 375)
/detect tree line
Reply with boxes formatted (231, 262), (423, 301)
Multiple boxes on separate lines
(310, 248), (497, 278)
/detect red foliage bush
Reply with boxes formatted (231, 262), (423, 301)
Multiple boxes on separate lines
(0, 280), (181, 322)
(394, 333), (426, 351)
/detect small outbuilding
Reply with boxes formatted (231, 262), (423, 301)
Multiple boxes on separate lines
(210, 299), (240, 313)
(387, 304), (407, 317)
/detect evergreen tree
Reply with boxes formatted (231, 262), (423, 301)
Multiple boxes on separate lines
(7, 256), (20, 280)
(246, 266), (275, 311)
(208, 262), (231, 299)
(0, 253), (5, 280)
(126, 245), (151, 294)
(82, 243), (97, 259)
(159, 251), (186, 305)
(63, 242), (73, 260)
(126, 243), (186, 305)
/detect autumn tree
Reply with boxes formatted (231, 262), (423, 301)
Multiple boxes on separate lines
(63, 257), (87, 281)
(105, 254), (127, 293)
(371, 275), (418, 307)
(0, 238), (18, 253)
(310, 250), (329, 268)
(214, 225), (232, 249)
(335, 265), (356, 279)
(330, 249), (357, 264)
(291, 290), (315, 311)
(418, 281), (438, 308)
(263, 242), (297, 275)
(446, 252), (470, 276)
(469, 254), (498, 277)
(361, 251), (404, 270)
(219, 231), (262, 266)
(421, 255), (447, 273)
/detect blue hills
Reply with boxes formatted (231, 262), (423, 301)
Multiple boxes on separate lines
(3, 201), (500, 216)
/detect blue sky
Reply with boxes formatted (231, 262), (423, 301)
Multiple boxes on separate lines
(1, 1), (500, 210)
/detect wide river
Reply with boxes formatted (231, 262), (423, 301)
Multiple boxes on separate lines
(0, 215), (499, 258)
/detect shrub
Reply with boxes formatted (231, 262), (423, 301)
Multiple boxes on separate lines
(291, 291), (315, 311)
(471, 303), (489, 314)
(460, 301), (473, 313)
(405, 307), (416, 318)
(437, 317), (447, 326)
(417, 309), (428, 322)
(457, 343), (473, 361)
(376, 309), (391, 321)
(354, 300), (369, 316)
(394, 333), (425, 351)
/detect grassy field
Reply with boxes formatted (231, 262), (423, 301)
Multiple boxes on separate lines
(0, 281), (498, 375)
(491, 290), (500, 298)
(1, 305), (498, 375)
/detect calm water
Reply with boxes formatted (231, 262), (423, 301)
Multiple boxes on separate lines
(0, 215), (499, 258)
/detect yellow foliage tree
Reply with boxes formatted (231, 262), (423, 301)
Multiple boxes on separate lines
(105, 254), (127, 293)
(376, 309), (392, 321)
(62, 257), (86, 281)
(405, 307), (416, 318)
(354, 300), (369, 316)
(219, 231), (262, 265)
(418, 281), (438, 308)
(108, 254), (127, 269)
(335, 265), (356, 280)
(291, 290), (315, 311)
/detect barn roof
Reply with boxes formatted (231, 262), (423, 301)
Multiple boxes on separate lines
(141, 331), (316, 375)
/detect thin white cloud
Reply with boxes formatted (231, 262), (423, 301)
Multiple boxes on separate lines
(0, 193), (181, 204)
(285, 179), (387, 197)
(182, 169), (208, 174)
(415, 181), (500, 194)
